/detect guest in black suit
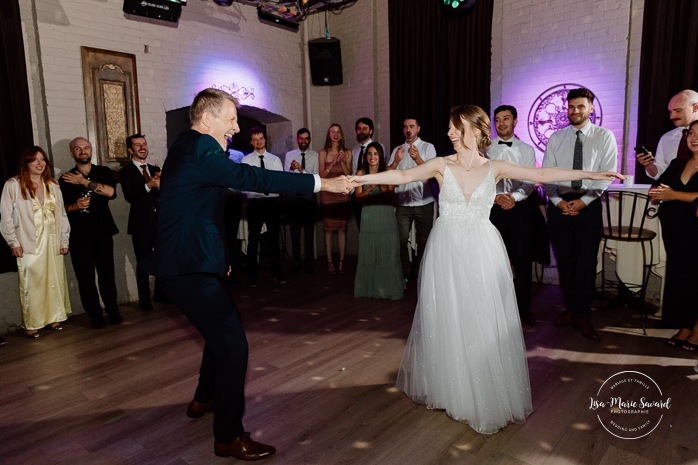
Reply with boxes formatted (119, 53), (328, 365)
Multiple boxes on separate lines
(60, 137), (121, 328)
(140, 88), (351, 461)
(119, 134), (165, 311)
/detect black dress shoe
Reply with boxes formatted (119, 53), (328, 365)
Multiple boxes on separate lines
(91, 317), (107, 329)
(186, 400), (214, 418)
(214, 433), (276, 461)
(572, 318), (601, 340)
(107, 313), (123, 325)
(519, 311), (536, 326)
(0, 336), (7, 346)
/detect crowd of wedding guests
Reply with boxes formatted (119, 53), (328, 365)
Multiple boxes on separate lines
(1, 88), (697, 350)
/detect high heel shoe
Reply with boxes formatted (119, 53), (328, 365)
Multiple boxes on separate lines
(327, 261), (337, 275)
(338, 260), (345, 274)
(49, 323), (63, 331)
(24, 330), (40, 339)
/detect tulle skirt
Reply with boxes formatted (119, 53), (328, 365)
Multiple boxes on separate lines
(396, 216), (532, 434)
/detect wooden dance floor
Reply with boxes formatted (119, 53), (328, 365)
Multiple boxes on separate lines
(0, 261), (696, 465)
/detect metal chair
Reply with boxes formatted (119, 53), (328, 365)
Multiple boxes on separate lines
(599, 190), (657, 335)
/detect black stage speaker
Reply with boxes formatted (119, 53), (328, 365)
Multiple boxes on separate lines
(123, 0), (182, 23)
(308, 38), (343, 86)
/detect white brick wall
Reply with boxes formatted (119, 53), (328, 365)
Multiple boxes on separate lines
(492, 0), (644, 169)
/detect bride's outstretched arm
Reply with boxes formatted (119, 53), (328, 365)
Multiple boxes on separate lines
(349, 157), (444, 186)
(493, 160), (624, 183)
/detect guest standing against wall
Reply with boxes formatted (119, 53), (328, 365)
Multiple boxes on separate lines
(1, 146), (71, 338)
(60, 137), (121, 328)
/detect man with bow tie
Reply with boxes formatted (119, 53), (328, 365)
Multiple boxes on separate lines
(487, 105), (537, 326)
(119, 133), (166, 311)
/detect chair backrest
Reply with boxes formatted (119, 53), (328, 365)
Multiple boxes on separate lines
(601, 190), (653, 240)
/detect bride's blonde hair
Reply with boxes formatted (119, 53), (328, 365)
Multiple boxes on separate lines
(450, 105), (491, 154)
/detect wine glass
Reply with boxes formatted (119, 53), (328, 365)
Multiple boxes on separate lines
(80, 190), (91, 213)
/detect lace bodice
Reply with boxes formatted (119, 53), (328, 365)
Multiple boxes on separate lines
(438, 165), (495, 221)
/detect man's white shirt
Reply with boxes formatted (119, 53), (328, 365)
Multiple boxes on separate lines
(284, 149), (319, 175)
(648, 126), (685, 180)
(387, 137), (437, 206)
(241, 150), (283, 199)
(542, 122), (617, 206)
(487, 137), (536, 201)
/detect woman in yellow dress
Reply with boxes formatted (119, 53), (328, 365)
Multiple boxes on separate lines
(0, 146), (72, 338)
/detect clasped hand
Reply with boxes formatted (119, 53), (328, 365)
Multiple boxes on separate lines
(648, 183), (673, 201)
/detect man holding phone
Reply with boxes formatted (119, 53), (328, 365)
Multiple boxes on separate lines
(637, 89), (698, 179)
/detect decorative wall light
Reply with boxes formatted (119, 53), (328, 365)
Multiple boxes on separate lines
(216, 83), (255, 101)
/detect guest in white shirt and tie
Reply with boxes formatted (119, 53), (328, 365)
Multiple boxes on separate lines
(487, 105), (537, 326)
(241, 128), (286, 285)
(284, 128), (319, 274)
(543, 88), (618, 340)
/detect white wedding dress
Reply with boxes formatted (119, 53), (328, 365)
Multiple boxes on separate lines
(396, 163), (533, 434)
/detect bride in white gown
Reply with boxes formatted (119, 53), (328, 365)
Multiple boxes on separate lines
(350, 105), (623, 434)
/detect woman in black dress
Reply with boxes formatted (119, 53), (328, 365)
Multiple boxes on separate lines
(649, 119), (698, 350)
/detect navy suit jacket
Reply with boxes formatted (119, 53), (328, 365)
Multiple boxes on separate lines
(140, 130), (315, 277)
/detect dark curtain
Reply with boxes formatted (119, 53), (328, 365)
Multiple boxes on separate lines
(0, 0), (33, 273)
(635, 0), (698, 184)
(388, 0), (493, 155)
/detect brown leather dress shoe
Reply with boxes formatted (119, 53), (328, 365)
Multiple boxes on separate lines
(554, 309), (573, 325)
(186, 400), (214, 418)
(214, 433), (276, 461)
(572, 318), (600, 340)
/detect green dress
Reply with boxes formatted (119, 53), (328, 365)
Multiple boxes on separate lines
(354, 187), (405, 300)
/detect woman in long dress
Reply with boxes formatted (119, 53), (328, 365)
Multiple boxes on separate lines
(318, 124), (352, 274)
(0, 146), (72, 338)
(354, 142), (404, 300)
(648, 119), (698, 350)
(350, 105), (623, 434)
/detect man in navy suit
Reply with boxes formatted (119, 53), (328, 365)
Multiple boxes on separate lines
(119, 134), (165, 311)
(141, 88), (351, 461)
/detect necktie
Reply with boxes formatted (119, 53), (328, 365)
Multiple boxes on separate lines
(259, 155), (268, 195)
(301, 152), (306, 170)
(357, 146), (365, 170)
(498, 140), (512, 147)
(141, 164), (151, 182)
(677, 129), (691, 163)
(571, 130), (583, 189)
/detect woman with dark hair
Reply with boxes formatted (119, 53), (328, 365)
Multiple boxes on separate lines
(350, 105), (622, 434)
(649, 119), (698, 350)
(0, 146), (71, 338)
(318, 124), (352, 274)
(354, 142), (404, 300)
